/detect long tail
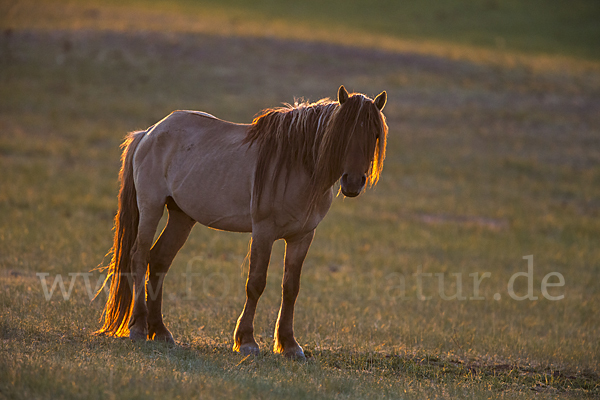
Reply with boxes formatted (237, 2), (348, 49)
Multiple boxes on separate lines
(95, 131), (146, 337)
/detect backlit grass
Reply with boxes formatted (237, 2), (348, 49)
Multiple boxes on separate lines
(1, 1), (599, 398)
(4, 0), (600, 73)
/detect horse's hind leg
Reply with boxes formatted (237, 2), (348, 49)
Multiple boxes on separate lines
(273, 231), (314, 359)
(128, 205), (164, 341)
(147, 203), (195, 344)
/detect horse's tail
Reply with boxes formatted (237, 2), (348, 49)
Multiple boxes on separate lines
(95, 131), (146, 337)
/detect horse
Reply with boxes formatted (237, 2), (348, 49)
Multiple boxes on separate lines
(95, 85), (388, 359)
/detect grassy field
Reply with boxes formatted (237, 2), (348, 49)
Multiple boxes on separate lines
(1, 0), (600, 398)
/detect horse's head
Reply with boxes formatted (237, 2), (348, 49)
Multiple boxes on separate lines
(336, 85), (387, 197)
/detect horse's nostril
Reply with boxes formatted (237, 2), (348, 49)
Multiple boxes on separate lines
(342, 173), (365, 189)
(341, 173), (349, 185)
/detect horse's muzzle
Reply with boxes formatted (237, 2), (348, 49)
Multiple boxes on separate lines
(341, 173), (366, 197)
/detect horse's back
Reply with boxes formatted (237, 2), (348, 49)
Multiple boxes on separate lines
(133, 111), (255, 232)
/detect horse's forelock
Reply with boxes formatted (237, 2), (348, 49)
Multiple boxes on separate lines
(323, 94), (387, 186)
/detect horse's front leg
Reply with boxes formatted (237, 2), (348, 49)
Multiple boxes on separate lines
(274, 230), (314, 359)
(233, 234), (274, 355)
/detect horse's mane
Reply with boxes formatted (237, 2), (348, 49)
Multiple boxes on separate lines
(244, 93), (388, 217)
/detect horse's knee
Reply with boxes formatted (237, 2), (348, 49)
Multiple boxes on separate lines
(246, 273), (267, 301)
(282, 281), (300, 303)
(282, 268), (301, 302)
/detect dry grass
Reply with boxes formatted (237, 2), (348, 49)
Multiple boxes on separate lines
(1, 0), (599, 398)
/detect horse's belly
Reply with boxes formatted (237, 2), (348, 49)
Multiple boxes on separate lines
(171, 174), (253, 233)
(193, 210), (253, 233)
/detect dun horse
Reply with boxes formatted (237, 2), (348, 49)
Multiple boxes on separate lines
(96, 86), (388, 359)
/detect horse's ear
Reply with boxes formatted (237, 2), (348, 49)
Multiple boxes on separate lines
(374, 91), (387, 111)
(338, 85), (349, 104)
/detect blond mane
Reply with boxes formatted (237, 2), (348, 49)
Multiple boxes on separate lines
(245, 93), (388, 215)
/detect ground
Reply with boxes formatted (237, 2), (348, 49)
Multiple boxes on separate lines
(1, 0), (599, 398)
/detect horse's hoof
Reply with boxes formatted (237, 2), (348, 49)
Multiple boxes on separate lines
(238, 343), (260, 356)
(129, 329), (148, 342)
(150, 331), (175, 346)
(149, 324), (175, 345)
(283, 345), (306, 361)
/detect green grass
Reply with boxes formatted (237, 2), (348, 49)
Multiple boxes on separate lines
(5, 0), (600, 72)
(1, 0), (600, 398)
(163, 0), (600, 60)
(58, 0), (600, 60)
